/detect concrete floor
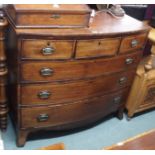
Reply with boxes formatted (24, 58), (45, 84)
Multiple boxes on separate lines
(1, 110), (155, 150)
(0, 131), (4, 150)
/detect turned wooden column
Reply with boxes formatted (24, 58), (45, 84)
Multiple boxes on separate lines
(0, 10), (8, 131)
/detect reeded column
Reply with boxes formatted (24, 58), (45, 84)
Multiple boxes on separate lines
(0, 10), (8, 131)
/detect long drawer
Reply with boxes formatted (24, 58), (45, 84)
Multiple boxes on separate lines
(20, 88), (129, 128)
(20, 70), (135, 106)
(20, 51), (141, 83)
(21, 39), (74, 60)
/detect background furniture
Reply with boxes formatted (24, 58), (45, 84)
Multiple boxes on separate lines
(126, 28), (155, 118)
(39, 142), (65, 150)
(104, 129), (155, 150)
(4, 4), (149, 147)
(122, 5), (148, 21)
(0, 9), (8, 131)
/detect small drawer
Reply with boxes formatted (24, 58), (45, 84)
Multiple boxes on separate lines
(21, 39), (74, 59)
(119, 33), (147, 53)
(20, 88), (129, 128)
(76, 38), (121, 58)
(20, 70), (135, 106)
(21, 51), (141, 83)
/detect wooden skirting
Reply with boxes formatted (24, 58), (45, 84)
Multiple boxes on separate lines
(38, 142), (65, 150)
(104, 129), (155, 150)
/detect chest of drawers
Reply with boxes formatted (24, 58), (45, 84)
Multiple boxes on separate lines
(5, 5), (149, 146)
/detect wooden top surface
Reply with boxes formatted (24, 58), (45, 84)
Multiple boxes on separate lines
(10, 4), (91, 13)
(9, 11), (150, 37)
(39, 142), (65, 150)
(104, 129), (155, 150)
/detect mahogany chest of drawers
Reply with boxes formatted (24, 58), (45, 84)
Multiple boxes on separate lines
(4, 5), (149, 146)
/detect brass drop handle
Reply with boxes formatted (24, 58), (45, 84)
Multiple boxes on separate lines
(125, 58), (134, 65)
(131, 39), (138, 47)
(0, 11), (5, 22)
(38, 90), (51, 99)
(119, 77), (127, 85)
(40, 68), (54, 76)
(37, 114), (49, 122)
(51, 14), (60, 19)
(114, 96), (121, 104)
(42, 47), (55, 55)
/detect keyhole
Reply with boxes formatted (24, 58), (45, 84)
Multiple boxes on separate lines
(98, 41), (101, 46)
(47, 42), (50, 46)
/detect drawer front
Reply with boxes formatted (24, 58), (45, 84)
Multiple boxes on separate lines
(20, 88), (129, 128)
(21, 40), (74, 59)
(21, 51), (141, 83)
(0, 31), (3, 38)
(119, 33), (147, 53)
(76, 38), (121, 58)
(17, 13), (90, 28)
(20, 70), (135, 105)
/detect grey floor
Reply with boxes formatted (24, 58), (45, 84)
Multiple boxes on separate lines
(0, 131), (4, 150)
(2, 110), (155, 150)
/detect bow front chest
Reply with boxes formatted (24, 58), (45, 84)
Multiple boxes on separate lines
(4, 4), (149, 146)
